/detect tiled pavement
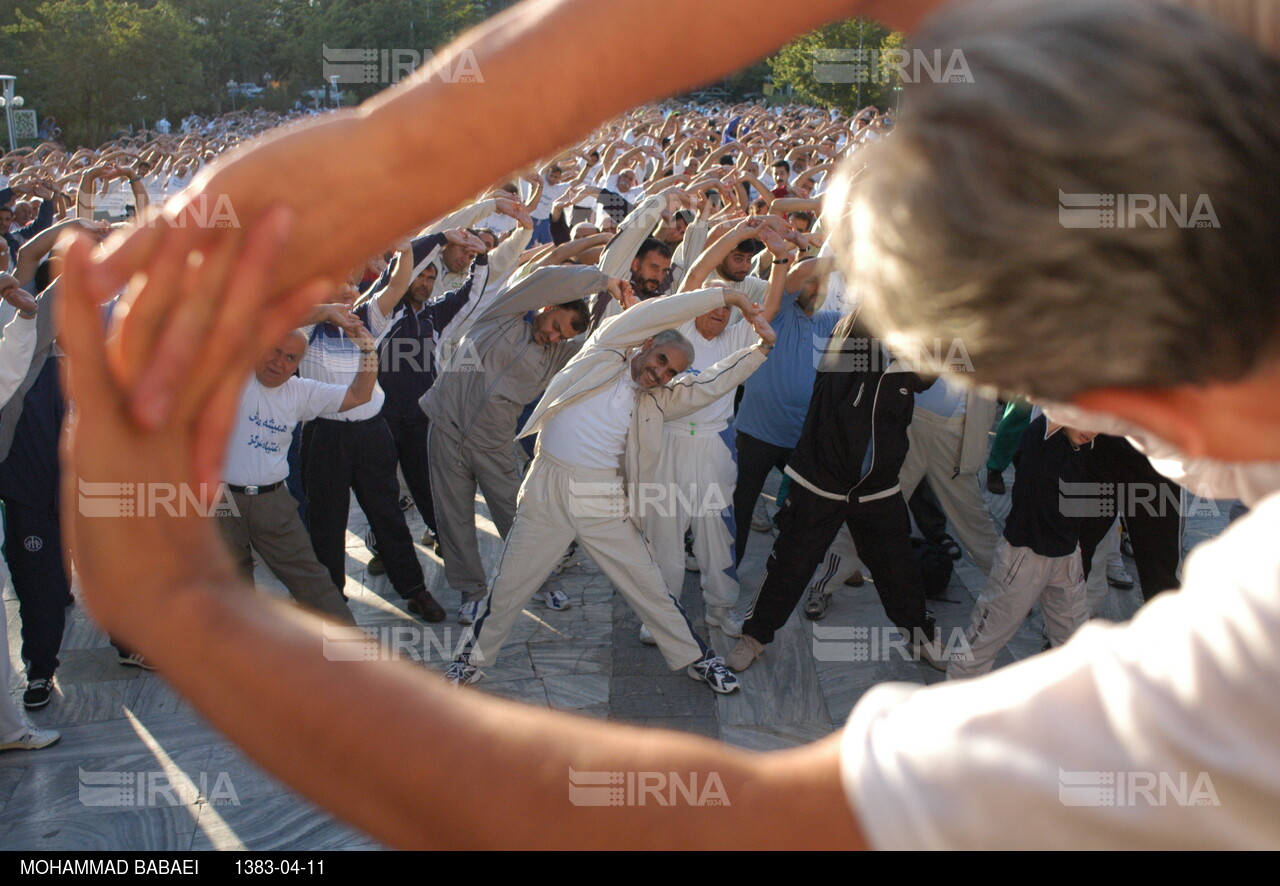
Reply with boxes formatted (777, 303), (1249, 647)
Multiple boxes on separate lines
(0, 463), (1233, 849)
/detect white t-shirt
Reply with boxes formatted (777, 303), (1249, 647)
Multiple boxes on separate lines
(840, 489), (1280, 849)
(664, 318), (756, 432)
(538, 373), (639, 471)
(225, 376), (346, 486)
(528, 179), (569, 222)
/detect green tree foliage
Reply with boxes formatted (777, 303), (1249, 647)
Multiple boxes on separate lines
(768, 19), (904, 114)
(1, 0), (507, 147)
(9, 0), (202, 145)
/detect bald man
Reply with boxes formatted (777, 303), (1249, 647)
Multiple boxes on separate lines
(217, 322), (379, 623)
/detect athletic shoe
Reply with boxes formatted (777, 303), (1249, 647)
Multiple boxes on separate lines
(843, 569), (866, 587)
(724, 635), (766, 672)
(986, 469), (1007, 495)
(421, 530), (442, 557)
(367, 555), (386, 577)
(939, 534), (962, 561)
(536, 588), (572, 611)
(638, 623), (657, 645)
(407, 591), (446, 623)
(551, 542), (580, 575)
(705, 606), (743, 637)
(444, 659), (481, 687)
(22, 678), (53, 710)
(1107, 564), (1135, 590)
(751, 503), (772, 532)
(399, 495), (414, 512)
(118, 653), (157, 671)
(685, 553), (700, 572)
(803, 587), (831, 620)
(458, 600), (481, 626)
(0, 724), (61, 752)
(686, 653), (740, 694)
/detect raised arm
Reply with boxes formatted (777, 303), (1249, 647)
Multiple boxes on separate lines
(679, 217), (759, 292)
(756, 226), (797, 323)
(367, 240), (417, 318)
(339, 321), (380, 412)
(15, 218), (109, 287)
(93, 0), (943, 409)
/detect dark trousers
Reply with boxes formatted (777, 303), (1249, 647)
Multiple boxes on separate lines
(733, 431), (792, 566)
(908, 477), (949, 544)
(218, 485), (356, 624)
(2, 500), (70, 679)
(742, 484), (934, 645)
(383, 409), (436, 536)
(1077, 435), (1182, 601)
(301, 417), (425, 600)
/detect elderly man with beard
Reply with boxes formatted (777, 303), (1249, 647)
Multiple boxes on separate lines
(445, 286), (774, 693)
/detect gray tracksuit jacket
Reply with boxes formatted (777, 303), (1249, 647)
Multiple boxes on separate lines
(421, 265), (608, 450)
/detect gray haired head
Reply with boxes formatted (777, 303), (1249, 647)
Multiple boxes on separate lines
(827, 0), (1280, 400)
(651, 328), (695, 366)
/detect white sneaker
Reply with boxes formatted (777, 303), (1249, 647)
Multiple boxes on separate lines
(751, 503), (772, 532)
(1106, 564), (1135, 589)
(458, 600), (481, 626)
(705, 606), (743, 638)
(686, 653), (740, 694)
(536, 588), (572, 611)
(443, 658), (482, 687)
(638, 623), (657, 645)
(685, 552), (700, 572)
(0, 724), (61, 752)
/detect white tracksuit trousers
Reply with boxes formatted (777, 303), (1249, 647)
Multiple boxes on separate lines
(947, 537), (1088, 680)
(646, 426), (740, 610)
(464, 448), (708, 670)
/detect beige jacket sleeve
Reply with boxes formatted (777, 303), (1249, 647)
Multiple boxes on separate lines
(656, 345), (768, 421)
(591, 287), (726, 351)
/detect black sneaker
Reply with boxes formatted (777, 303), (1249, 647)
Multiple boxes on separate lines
(399, 495), (414, 512)
(22, 677), (53, 710)
(367, 556), (386, 577)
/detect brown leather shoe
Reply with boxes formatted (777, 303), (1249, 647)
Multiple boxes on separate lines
(843, 570), (865, 588)
(407, 591), (446, 623)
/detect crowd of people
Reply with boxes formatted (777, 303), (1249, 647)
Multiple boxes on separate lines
(0, 0), (1275, 850)
(0, 90), (1195, 744)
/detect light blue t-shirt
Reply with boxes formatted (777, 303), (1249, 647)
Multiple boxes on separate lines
(735, 295), (842, 449)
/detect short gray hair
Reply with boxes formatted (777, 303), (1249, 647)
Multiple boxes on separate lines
(828, 0), (1280, 400)
(651, 328), (695, 367)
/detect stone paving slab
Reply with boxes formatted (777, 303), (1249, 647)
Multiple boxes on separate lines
(0, 463), (1233, 849)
